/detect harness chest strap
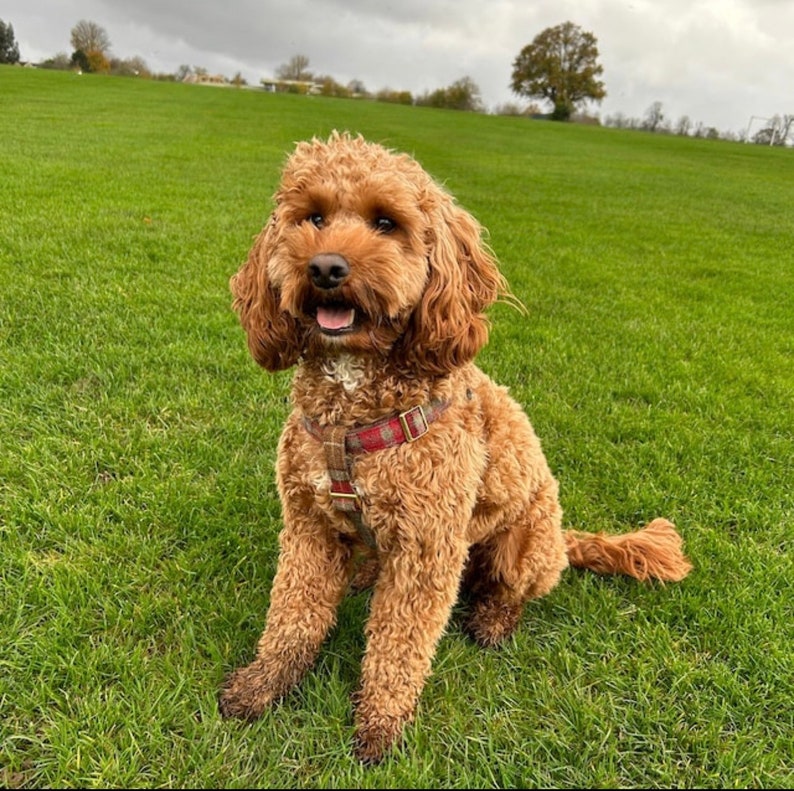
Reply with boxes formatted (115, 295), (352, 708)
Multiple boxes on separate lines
(303, 401), (451, 548)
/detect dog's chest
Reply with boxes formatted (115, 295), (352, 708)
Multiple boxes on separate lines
(320, 353), (368, 393)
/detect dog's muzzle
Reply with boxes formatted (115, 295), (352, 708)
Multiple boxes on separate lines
(307, 253), (358, 334)
(308, 253), (350, 290)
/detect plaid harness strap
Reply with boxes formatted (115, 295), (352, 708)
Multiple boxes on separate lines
(303, 401), (450, 548)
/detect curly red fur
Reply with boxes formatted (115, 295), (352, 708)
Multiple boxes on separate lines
(395, 194), (506, 375)
(565, 518), (693, 582)
(219, 132), (692, 764)
(230, 220), (307, 371)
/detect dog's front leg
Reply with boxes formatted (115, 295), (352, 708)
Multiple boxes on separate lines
(219, 522), (352, 720)
(352, 535), (469, 764)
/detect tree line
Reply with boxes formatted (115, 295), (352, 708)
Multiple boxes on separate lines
(2, 17), (790, 145)
(604, 100), (793, 145)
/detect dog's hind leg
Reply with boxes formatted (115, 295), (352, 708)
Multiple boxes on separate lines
(219, 521), (353, 720)
(464, 479), (568, 647)
(348, 549), (380, 593)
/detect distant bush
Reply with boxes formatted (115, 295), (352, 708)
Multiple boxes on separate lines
(415, 76), (484, 112)
(315, 75), (350, 98)
(375, 88), (413, 105)
(38, 52), (72, 70)
(110, 56), (150, 78)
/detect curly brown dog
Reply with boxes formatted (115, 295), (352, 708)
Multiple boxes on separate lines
(219, 131), (692, 763)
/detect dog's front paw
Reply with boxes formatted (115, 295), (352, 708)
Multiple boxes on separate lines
(218, 661), (275, 721)
(352, 713), (409, 765)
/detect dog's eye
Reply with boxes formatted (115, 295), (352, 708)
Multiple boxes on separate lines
(307, 213), (325, 229)
(373, 216), (397, 234)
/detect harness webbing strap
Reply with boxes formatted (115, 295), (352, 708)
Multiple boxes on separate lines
(306, 400), (451, 551)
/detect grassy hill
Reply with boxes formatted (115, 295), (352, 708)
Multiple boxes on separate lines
(1, 66), (792, 788)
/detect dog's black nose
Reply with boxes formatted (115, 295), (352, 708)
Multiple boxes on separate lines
(309, 253), (350, 290)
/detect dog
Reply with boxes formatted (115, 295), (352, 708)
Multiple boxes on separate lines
(218, 131), (692, 763)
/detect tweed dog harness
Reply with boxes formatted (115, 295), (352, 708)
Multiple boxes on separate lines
(303, 401), (450, 548)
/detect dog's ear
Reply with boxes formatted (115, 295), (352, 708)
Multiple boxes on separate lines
(230, 216), (304, 371)
(398, 197), (507, 375)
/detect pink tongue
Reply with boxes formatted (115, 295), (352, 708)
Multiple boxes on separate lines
(316, 306), (355, 330)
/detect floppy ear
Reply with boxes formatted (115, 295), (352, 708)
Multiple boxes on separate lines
(230, 216), (305, 371)
(397, 197), (508, 375)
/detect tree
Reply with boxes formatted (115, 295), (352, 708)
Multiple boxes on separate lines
(675, 115), (692, 137)
(70, 50), (90, 72)
(315, 74), (350, 97)
(70, 20), (111, 56)
(70, 20), (111, 73)
(376, 88), (413, 105)
(0, 19), (21, 64)
(444, 76), (484, 112)
(275, 54), (312, 82)
(347, 78), (368, 97)
(110, 55), (150, 78)
(643, 101), (665, 132)
(511, 21), (606, 121)
(85, 49), (111, 74)
(778, 115), (794, 145)
(416, 76), (484, 112)
(39, 52), (72, 71)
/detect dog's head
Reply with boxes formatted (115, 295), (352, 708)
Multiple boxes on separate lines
(231, 132), (508, 375)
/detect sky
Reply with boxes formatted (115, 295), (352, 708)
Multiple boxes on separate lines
(4, 0), (793, 135)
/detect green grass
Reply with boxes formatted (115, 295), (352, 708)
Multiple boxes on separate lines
(1, 66), (792, 789)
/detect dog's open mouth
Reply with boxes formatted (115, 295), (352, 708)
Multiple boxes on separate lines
(315, 304), (357, 335)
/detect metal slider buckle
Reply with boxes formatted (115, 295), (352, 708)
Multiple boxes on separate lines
(399, 405), (428, 442)
(331, 490), (359, 501)
(330, 488), (361, 510)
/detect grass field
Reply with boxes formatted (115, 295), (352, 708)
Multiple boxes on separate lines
(1, 66), (792, 789)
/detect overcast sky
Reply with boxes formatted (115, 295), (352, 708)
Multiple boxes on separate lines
(4, 0), (793, 134)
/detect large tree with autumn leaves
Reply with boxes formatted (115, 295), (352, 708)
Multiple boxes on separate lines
(511, 21), (606, 121)
(70, 19), (112, 73)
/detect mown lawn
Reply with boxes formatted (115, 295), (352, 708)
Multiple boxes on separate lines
(1, 66), (792, 789)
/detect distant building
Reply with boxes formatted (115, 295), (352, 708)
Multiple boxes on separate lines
(183, 72), (228, 86)
(259, 78), (321, 95)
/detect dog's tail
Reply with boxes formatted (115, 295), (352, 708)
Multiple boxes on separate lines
(563, 518), (692, 582)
